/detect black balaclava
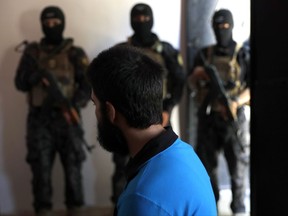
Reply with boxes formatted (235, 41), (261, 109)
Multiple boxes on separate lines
(212, 9), (234, 48)
(130, 3), (155, 45)
(40, 6), (65, 45)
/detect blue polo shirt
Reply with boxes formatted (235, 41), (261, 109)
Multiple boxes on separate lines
(116, 127), (217, 216)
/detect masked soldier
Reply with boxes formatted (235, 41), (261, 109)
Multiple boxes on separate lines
(14, 6), (90, 216)
(111, 3), (185, 204)
(188, 9), (250, 215)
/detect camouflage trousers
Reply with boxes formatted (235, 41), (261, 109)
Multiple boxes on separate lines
(25, 108), (86, 213)
(195, 106), (250, 214)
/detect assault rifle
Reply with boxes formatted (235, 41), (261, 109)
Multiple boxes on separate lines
(40, 69), (95, 152)
(199, 52), (244, 151)
(15, 40), (94, 152)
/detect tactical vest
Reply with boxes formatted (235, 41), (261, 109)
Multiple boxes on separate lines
(207, 44), (242, 98)
(29, 41), (75, 107)
(194, 44), (243, 110)
(127, 38), (168, 98)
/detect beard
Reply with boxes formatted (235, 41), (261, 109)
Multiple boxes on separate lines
(97, 113), (129, 156)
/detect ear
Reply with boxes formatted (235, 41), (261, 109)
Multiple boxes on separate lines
(105, 101), (116, 123)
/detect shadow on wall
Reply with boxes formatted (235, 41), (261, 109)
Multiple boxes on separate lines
(0, 8), (54, 214)
(0, 44), (33, 213)
(18, 8), (42, 41)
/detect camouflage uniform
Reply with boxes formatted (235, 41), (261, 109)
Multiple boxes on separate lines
(189, 42), (250, 214)
(14, 38), (90, 213)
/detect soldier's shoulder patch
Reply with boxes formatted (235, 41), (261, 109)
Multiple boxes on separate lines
(177, 54), (183, 66)
(81, 57), (89, 66)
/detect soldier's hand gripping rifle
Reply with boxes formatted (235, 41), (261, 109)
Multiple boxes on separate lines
(40, 69), (95, 152)
(199, 52), (244, 151)
(15, 40), (94, 152)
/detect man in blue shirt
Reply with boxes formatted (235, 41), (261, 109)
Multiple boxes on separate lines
(87, 45), (217, 215)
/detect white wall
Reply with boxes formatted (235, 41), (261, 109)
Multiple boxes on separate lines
(215, 0), (250, 43)
(0, 0), (182, 214)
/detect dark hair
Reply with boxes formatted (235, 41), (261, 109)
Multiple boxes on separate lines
(87, 45), (164, 128)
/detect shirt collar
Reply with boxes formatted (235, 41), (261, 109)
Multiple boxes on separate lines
(125, 126), (178, 182)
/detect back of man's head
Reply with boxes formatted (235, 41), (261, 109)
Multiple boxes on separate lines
(87, 45), (163, 128)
